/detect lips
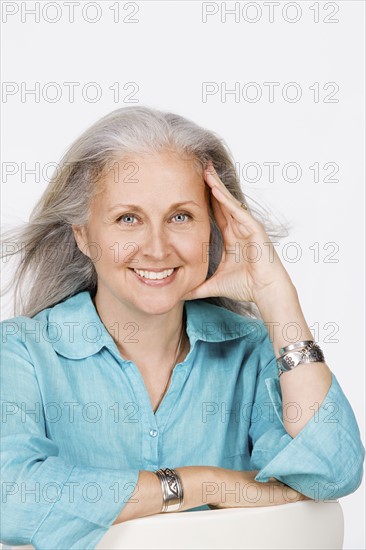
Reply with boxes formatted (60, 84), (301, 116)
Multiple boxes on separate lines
(128, 267), (179, 286)
(130, 267), (177, 272)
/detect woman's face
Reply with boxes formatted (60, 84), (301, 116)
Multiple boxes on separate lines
(72, 151), (212, 315)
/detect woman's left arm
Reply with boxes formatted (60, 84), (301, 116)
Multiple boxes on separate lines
(182, 160), (334, 439)
(253, 281), (332, 438)
(181, 161), (365, 492)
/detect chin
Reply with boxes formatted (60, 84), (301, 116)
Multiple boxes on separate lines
(132, 296), (182, 316)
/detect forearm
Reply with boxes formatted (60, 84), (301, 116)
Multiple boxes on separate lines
(255, 282), (332, 438)
(208, 468), (309, 508)
(113, 466), (217, 524)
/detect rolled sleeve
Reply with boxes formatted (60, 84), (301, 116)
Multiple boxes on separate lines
(249, 356), (365, 501)
(0, 333), (140, 550)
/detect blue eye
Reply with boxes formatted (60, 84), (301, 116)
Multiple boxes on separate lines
(117, 212), (192, 225)
(172, 213), (192, 223)
(118, 214), (136, 224)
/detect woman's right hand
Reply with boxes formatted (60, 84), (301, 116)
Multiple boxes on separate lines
(208, 468), (311, 509)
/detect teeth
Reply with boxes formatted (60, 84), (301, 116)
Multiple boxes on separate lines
(133, 268), (175, 280)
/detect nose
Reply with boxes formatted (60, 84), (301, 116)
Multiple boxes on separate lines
(140, 225), (172, 262)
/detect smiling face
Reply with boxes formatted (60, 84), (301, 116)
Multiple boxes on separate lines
(72, 150), (212, 315)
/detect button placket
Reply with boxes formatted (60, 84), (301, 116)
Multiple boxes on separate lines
(119, 360), (159, 467)
(113, 346), (196, 467)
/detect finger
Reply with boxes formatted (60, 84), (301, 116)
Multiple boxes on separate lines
(205, 162), (239, 203)
(205, 163), (257, 239)
(182, 278), (219, 301)
(204, 164), (231, 226)
(205, 163), (251, 218)
(205, 164), (232, 200)
(210, 186), (231, 227)
(211, 185), (252, 228)
(205, 165), (245, 226)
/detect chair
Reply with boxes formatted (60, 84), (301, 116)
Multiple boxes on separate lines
(96, 501), (344, 550)
(0, 501), (344, 550)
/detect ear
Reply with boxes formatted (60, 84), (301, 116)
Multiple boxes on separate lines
(72, 224), (90, 258)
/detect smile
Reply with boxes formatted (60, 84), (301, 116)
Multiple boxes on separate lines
(133, 268), (174, 280)
(128, 267), (180, 286)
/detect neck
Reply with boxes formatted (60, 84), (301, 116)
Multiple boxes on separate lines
(92, 289), (189, 371)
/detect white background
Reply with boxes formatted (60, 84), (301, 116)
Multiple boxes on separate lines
(1, 1), (365, 548)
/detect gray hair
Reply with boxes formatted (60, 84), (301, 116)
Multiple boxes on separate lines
(1, 105), (289, 319)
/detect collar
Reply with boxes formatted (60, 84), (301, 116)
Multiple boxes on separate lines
(47, 290), (259, 359)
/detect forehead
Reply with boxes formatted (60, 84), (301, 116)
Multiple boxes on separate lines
(98, 151), (207, 200)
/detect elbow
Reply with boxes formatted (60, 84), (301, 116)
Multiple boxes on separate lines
(0, 463), (37, 545)
(0, 505), (33, 546)
(331, 451), (365, 499)
(334, 437), (366, 499)
(315, 422), (366, 500)
(311, 447), (365, 501)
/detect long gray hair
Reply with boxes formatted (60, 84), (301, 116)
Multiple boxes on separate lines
(1, 105), (289, 319)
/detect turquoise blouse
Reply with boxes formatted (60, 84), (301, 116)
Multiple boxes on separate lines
(1, 290), (364, 549)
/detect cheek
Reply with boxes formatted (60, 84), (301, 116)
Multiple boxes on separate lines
(181, 230), (210, 266)
(91, 234), (131, 268)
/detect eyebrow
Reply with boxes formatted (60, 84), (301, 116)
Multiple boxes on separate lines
(107, 201), (201, 213)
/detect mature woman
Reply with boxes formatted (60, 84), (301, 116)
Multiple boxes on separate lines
(1, 106), (364, 549)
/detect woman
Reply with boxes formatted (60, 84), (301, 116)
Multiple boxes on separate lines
(1, 106), (364, 549)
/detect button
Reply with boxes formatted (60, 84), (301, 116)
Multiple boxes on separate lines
(149, 429), (158, 437)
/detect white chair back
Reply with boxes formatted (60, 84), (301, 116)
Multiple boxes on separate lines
(0, 500), (344, 550)
(96, 501), (344, 550)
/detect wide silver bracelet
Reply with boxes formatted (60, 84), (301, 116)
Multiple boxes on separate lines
(154, 467), (184, 513)
(279, 340), (314, 355)
(277, 341), (325, 377)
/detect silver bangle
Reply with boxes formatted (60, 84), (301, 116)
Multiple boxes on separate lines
(154, 468), (184, 513)
(277, 341), (325, 377)
(279, 340), (314, 355)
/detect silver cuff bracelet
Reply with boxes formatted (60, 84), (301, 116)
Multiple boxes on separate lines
(277, 341), (325, 377)
(279, 340), (315, 355)
(154, 467), (184, 513)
